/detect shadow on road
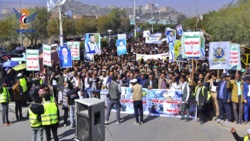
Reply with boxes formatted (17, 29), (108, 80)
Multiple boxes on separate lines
(58, 128), (75, 140)
(143, 115), (158, 123)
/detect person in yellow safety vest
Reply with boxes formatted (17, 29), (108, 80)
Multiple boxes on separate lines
(17, 73), (28, 106)
(231, 127), (250, 141)
(27, 97), (44, 141)
(0, 82), (11, 126)
(41, 93), (59, 141)
(194, 80), (208, 123)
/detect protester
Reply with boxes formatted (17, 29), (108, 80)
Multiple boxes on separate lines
(66, 81), (79, 128)
(231, 127), (250, 141)
(28, 97), (44, 141)
(105, 76), (121, 125)
(131, 79), (144, 125)
(12, 80), (23, 121)
(41, 93), (59, 141)
(180, 75), (190, 120)
(0, 81), (10, 126)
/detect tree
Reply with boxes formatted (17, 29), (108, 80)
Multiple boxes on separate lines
(47, 17), (76, 41)
(23, 7), (50, 45)
(0, 15), (18, 49)
(75, 17), (96, 35)
(96, 15), (112, 33)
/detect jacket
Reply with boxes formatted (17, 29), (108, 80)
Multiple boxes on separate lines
(214, 80), (231, 103)
(131, 83), (143, 101)
(227, 79), (244, 103)
(158, 78), (171, 89)
(243, 81), (250, 100)
(27, 103), (44, 127)
(144, 78), (158, 89)
(194, 86), (207, 106)
(232, 131), (248, 141)
(12, 83), (23, 101)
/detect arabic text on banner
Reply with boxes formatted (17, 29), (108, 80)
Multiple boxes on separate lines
(43, 44), (52, 66)
(229, 44), (241, 70)
(26, 49), (40, 71)
(136, 53), (168, 61)
(68, 41), (80, 60)
(209, 41), (230, 70)
(183, 32), (201, 57)
(145, 33), (162, 44)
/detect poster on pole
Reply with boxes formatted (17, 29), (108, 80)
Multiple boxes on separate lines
(26, 49), (40, 71)
(84, 33), (101, 54)
(183, 32), (201, 58)
(43, 44), (52, 66)
(209, 42), (230, 70)
(68, 41), (80, 60)
(58, 46), (73, 68)
(165, 28), (176, 44)
(136, 53), (168, 61)
(169, 42), (174, 62)
(176, 25), (183, 36)
(116, 39), (127, 56)
(229, 43), (241, 70)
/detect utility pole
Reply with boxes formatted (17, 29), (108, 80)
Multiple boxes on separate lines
(19, 0), (22, 47)
(58, 0), (63, 46)
(151, 4), (154, 33)
(133, 0), (136, 38)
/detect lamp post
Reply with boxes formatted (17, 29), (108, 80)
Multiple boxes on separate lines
(58, 0), (64, 46)
(133, 0), (136, 38)
(107, 29), (112, 47)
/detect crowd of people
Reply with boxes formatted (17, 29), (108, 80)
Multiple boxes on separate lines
(1, 37), (250, 140)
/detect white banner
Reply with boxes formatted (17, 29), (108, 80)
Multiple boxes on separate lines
(117, 34), (126, 39)
(11, 57), (22, 64)
(26, 49), (40, 71)
(136, 53), (168, 61)
(229, 44), (241, 70)
(68, 41), (80, 60)
(145, 33), (162, 44)
(209, 42), (230, 70)
(183, 32), (201, 57)
(43, 44), (52, 66)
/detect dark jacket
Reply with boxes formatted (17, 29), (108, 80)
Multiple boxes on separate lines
(214, 80), (231, 103)
(27, 103), (44, 126)
(232, 132), (247, 141)
(144, 79), (158, 89)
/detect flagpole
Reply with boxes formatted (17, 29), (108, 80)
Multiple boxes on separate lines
(19, 0), (22, 47)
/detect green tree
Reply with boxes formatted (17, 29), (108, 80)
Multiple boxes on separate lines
(75, 17), (96, 35)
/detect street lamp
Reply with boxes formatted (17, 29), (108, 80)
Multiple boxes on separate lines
(133, 0), (136, 38)
(195, 15), (203, 31)
(107, 29), (112, 47)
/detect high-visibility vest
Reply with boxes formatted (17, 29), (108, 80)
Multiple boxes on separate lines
(39, 79), (43, 85)
(19, 78), (28, 92)
(244, 136), (249, 141)
(194, 86), (211, 101)
(41, 101), (58, 125)
(0, 87), (10, 103)
(29, 109), (42, 128)
(42, 96), (55, 103)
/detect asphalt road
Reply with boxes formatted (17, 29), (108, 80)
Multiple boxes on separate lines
(0, 102), (248, 141)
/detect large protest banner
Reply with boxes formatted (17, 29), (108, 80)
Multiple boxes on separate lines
(145, 33), (162, 44)
(43, 44), (52, 66)
(115, 88), (197, 118)
(183, 32), (201, 58)
(209, 42), (230, 70)
(26, 49), (40, 71)
(68, 41), (80, 60)
(136, 53), (168, 61)
(229, 43), (241, 70)
(147, 89), (196, 117)
(58, 46), (73, 68)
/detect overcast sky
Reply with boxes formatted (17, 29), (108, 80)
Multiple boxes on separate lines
(1, 0), (234, 16)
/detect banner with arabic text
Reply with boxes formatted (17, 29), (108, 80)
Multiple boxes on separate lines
(183, 32), (201, 58)
(43, 44), (52, 66)
(26, 49), (40, 71)
(145, 33), (162, 44)
(229, 44), (241, 70)
(68, 41), (80, 60)
(136, 53), (168, 61)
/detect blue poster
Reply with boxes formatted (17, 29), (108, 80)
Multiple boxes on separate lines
(58, 46), (72, 68)
(116, 39), (127, 56)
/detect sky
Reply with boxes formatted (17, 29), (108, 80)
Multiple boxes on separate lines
(0, 0), (235, 16)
